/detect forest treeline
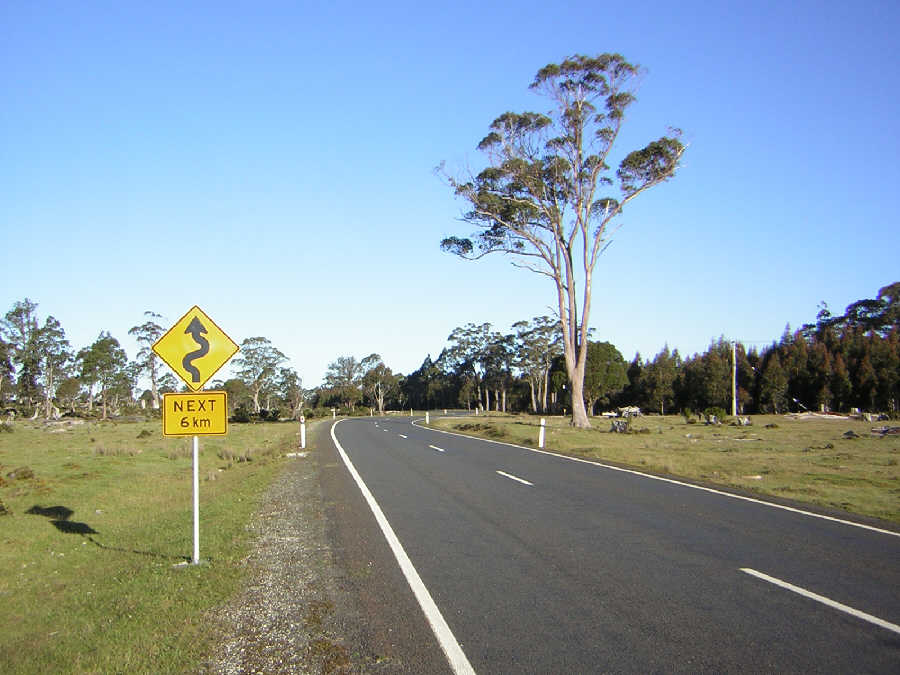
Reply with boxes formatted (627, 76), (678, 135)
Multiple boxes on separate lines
(2, 283), (898, 421)
(315, 282), (900, 417)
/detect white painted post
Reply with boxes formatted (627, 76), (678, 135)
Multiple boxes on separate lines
(332, 408), (336, 419)
(300, 415), (306, 449)
(410, 408), (413, 417)
(444, 409), (447, 415)
(538, 418), (546, 449)
(192, 435), (200, 565)
(425, 411), (430, 424)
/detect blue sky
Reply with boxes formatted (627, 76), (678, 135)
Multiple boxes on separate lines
(3, 0), (899, 387)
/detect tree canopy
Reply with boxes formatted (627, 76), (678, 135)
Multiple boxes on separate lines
(441, 53), (685, 427)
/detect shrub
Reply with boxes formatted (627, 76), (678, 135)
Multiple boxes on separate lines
(230, 405), (252, 423)
(703, 407), (728, 424)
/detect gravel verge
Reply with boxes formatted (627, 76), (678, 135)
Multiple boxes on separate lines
(199, 424), (386, 674)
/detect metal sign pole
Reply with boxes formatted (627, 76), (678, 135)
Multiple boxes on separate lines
(192, 435), (200, 564)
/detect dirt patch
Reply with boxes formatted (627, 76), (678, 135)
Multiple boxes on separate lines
(201, 424), (399, 674)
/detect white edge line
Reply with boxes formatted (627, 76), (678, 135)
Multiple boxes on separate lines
(398, 434), (408, 439)
(429, 445), (445, 453)
(412, 419), (900, 539)
(496, 470), (533, 486)
(740, 568), (900, 635)
(330, 420), (476, 675)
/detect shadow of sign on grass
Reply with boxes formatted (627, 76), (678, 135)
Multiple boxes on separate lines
(26, 504), (188, 561)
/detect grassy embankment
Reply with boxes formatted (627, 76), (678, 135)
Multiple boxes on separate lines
(430, 413), (900, 524)
(0, 417), (300, 673)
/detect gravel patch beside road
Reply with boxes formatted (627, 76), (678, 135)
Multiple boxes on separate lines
(200, 427), (383, 674)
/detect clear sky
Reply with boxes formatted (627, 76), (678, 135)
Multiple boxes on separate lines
(3, 0), (899, 387)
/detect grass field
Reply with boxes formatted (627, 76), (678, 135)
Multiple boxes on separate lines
(431, 413), (900, 524)
(0, 417), (299, 674)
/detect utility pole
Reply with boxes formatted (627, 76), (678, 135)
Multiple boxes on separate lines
(732, 340), (738, 417)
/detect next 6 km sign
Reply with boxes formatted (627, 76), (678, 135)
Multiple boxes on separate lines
(163, 392), (227, 437)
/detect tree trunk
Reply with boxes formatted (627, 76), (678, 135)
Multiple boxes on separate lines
(529, 379), (537, 413)
(541, 368), (550, 413)
(150, 360), (160, 409)
(567, 350), (590, 427)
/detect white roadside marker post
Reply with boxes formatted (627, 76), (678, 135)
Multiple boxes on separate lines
(538, 418), (546, 449)
(300, 415), (306, 450)
(425, 411), (430, 424)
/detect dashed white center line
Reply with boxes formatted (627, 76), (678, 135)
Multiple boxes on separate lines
(398, 434), (408, 439)
(496, 470), (533, 486)
(740, 568), (900, 635)
(429, 445), (445, 453)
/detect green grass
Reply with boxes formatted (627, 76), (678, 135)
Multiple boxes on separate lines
(431, 413), (900, 524)
(0, 417), (300, 673)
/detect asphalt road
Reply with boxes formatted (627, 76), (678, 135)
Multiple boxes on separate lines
(325, 415), (900, 673)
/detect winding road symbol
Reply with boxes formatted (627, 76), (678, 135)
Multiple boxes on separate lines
(152, 305), (239, 391)
(182, 316), (210, 383)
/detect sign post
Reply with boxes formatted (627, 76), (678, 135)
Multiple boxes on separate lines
(153, 306), (239, 565)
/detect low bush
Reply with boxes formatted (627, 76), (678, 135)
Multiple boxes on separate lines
(703, 407), (728, 424)
(230, 405), (252, 423)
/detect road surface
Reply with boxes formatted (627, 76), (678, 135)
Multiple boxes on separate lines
(323, 415), (900, 673)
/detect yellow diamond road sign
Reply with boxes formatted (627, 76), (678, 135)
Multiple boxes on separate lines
(152, 306), (239, 391)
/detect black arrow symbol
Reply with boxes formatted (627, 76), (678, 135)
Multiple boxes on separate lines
(182, 316), (209, 383)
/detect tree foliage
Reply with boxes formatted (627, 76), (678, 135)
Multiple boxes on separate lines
(440, 53), (685, 427)
(360, 354), (399, 414)
(78, 332), (129, 419)
(232, 337), (287, 413)
(129, 311), (164, 409)
(582, 341), (628, 415)
(323, 356), (364, 411)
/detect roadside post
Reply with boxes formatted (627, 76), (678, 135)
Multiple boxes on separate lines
(152, 306), (239, 565)
(538, 418), (546, 448)
(425, 411), (430, 424)
(300, 415), (306, 449)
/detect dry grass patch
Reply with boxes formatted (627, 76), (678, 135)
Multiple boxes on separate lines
(0, 418), (299, 673)
(432, 413), (900, 524)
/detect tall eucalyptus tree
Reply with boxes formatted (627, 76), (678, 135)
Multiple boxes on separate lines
(441, 54), (685, 427)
